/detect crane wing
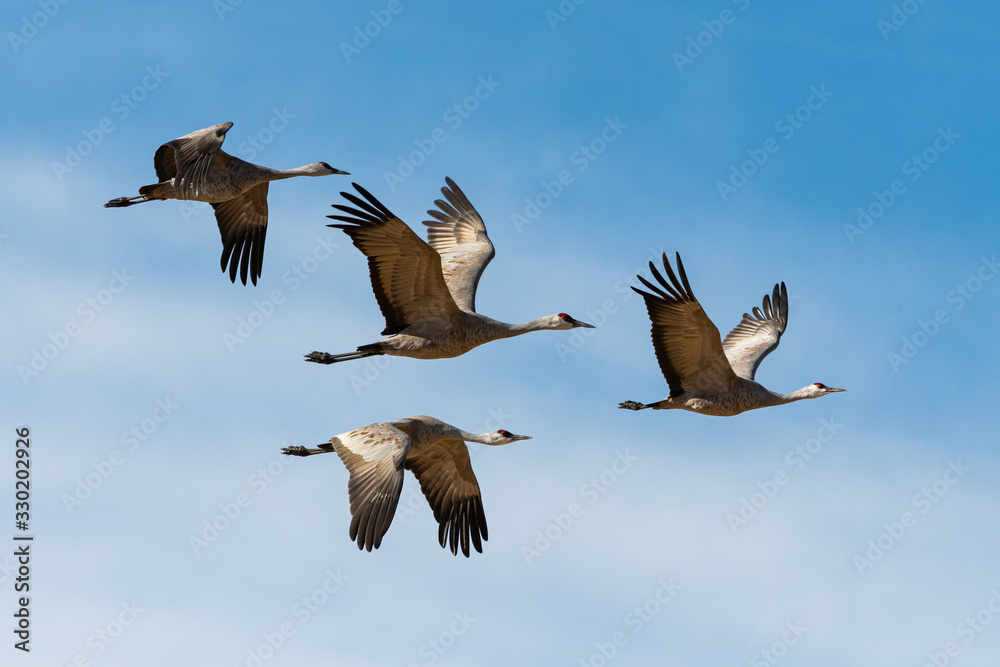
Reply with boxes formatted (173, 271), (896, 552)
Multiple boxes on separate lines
(405, 439), (487, 557)
(153, 122), (233, 200)
(722, 282), (788, 381)
(213, 182), (268, 286)
(330, 422), (411, 552)
(421, 177), (495, 313)
(328, 184), (464, 336)
(632, 252), (739, 398)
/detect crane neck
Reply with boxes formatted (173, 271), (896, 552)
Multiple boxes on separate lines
(263, 164), (323, 180)
(771, 386), (816, 403)
(499, 317), (556, 335)
(456, 430), (500, 446)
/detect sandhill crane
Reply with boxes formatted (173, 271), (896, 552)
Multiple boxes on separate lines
(304, 178), (593, 365)
(283, 415), (531, 556)
(619, 252), (844, 416)
(104, 122), (348, 286)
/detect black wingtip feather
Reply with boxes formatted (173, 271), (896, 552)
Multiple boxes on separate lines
(347, 182), (396, 219)
(645, 261), (682, 301)
(333, 198), (385, 225)
(658, 254), (688, 301)
(635, 275), (670, 301)
(674, 252), (696, 298)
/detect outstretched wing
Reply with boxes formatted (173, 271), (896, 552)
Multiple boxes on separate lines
(213, 182), (268, 286)
(327, 183), (463, 335)
(153, 122), (233, 200)
(722, 282), (788, 381)
(632, 252), (739, 397)
(330, 422), (411, 552)
(405, 439), (487, 557)
(422, 177), (495, 313)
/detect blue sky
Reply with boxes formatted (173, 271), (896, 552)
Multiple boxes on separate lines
(3, 0), (999, 665)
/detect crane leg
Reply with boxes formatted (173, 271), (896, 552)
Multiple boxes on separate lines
(304, 350), (381, 365)
(282, 444), (334, 457)
(104, 195), (153, 208)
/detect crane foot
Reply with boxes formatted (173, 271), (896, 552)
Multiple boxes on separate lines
(304, 351), (337, 364)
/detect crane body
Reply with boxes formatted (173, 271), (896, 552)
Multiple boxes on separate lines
(283, 415), (531, 557)
(306, 178), (593, 365)
(620, 252), (844, 416)
(105, 122), (347, 285)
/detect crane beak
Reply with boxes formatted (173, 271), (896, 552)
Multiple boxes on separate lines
(510, 434), (533, 442)
(568, 317), (595, 329)
(826, 387), (846, 393)
(320, 162), (350, 175)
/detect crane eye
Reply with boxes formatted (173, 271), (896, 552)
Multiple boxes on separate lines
(813, 383), (826, 388)
(497, 430), (512, 437)
(558, 313), (570, 320)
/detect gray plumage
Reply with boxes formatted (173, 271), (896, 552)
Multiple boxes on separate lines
(282, 416), (531, 557)
(619, 252), (844, 416)
(304, 178), (594, 365)
(104, 122), (348, 285)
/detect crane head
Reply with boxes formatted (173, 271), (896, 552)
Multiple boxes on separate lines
(490, 430), (532, 445)
(555, 313), (596, 329)
(308, 162), (350, 176)
(810, 382), (846, 396)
